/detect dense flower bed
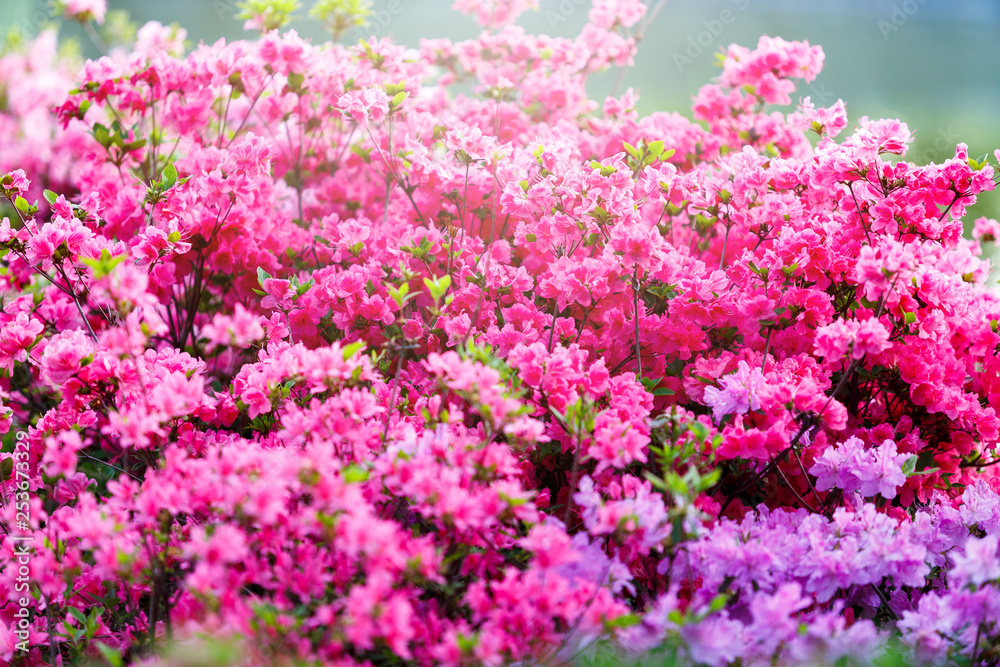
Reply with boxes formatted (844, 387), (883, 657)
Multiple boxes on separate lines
(2, 0), (1000, 665)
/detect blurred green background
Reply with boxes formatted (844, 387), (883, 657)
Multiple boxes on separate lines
(4, 0), (1000, 224)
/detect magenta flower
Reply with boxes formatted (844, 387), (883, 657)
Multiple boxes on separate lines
(810, 437), (909, 500)
(5, 7), (1000, 665)
(60, 0), (106, 23)
(703, 360), (766, 423)
(960, 480), (1000, 532)
(952, 535), (1000, 587)
(260, 277), (296, 310)
(39, 328), (94, 386)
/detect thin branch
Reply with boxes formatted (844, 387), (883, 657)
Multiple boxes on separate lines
(633, 267), (643, 378)
(79, 451), (144, 482)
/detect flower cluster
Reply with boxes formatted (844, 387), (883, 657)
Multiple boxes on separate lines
(1, 0), (1000, 664)
(809, 436), (911, 500)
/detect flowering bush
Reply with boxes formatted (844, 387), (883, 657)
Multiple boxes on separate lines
(3, 0), (1000, 665)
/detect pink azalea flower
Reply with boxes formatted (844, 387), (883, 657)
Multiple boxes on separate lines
(60, 0), (106, 23)
(703, 360), (766, 423)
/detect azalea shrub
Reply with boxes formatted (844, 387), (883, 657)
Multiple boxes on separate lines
(3, 0), (1000, 665)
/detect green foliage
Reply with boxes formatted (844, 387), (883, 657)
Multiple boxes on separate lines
(623, 137), (675, 176)
(310, 0), (373, 41)
(645, 409), (721, 549)
(423, 273), (452, 306)
(80, 248), (126, 279)
(236, 0), (301, 32)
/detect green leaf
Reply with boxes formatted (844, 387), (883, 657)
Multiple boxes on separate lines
(256, 267), (272, 286)
(91, 123), (111, 148)
(80, 248), (126, 279)
(859, 296), (879, 309)
(390, 91), (408, 109)
(424, 274), (451, 303)
(384, 81), (407, 97)
(605, 613), (641, 628)
(388, 282), (410, 309)
(287, 72), (305, 92)
(456, 633), (479, 653)
(342, 464), (369, 484)
(161, 163), (178, 189)
(351, 145), (372, 162)
(643, 471), (667, 492)
(701, 468), (722, 488)
(665, 472), (688, 496)
(341, 341), (365, 360)
(96, 643), (123, 667)
(43, 189), (58, 205)
(653, 387), (675, 396)
(708, 593), (729, 612)
(0, 458), (12, 483)
(689, 421), (709, 443)
(671, 516), (684, 544)
(68, 607), (88, 624)
(295, 278), (314, 297)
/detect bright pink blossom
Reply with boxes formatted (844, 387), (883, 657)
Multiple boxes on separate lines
(703, 360), (766, 423)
